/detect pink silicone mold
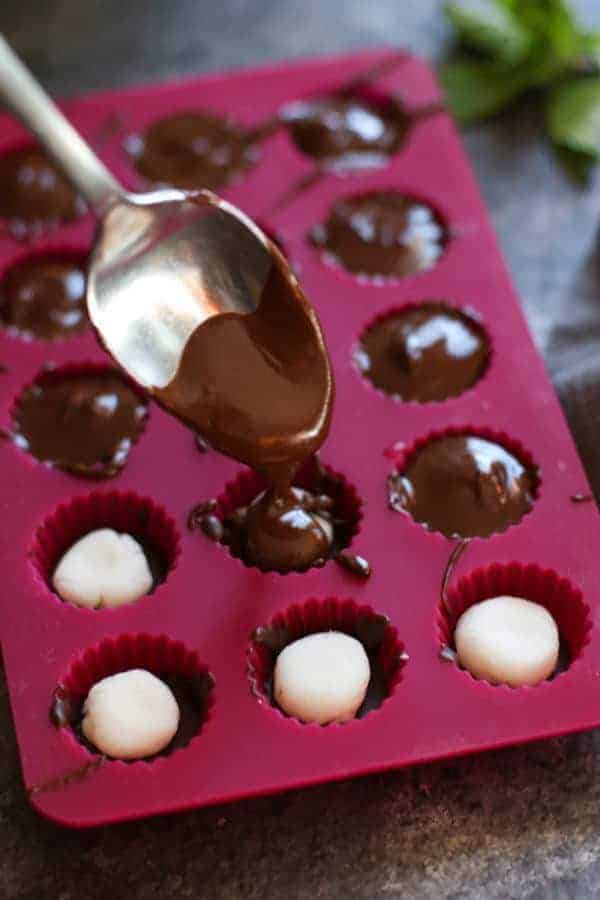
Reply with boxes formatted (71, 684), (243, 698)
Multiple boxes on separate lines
(0, 49), (599, 828)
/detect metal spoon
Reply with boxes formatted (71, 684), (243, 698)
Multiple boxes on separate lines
(0, 34), (273, 389)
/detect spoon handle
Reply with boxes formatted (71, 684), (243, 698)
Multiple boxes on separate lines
(0, 33), (123, 213)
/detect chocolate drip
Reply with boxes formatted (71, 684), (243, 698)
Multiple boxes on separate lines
(0, 255), (87, 340)
(388, 435), (537, 538)
(13, 371), (147, 478)
(357, 304), (489, 402)
(157, 236), (335, 573)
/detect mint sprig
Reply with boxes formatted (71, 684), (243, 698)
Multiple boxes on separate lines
(440, 0), (600, 181)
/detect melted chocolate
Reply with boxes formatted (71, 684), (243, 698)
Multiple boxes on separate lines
(225, 486), (334, 572)
(282, 94), (409, 170)
(312, 191), (446, 279)
(357, 304), (489, 402)
(157, 239), (335, 572)
(128, 111), (260, 190)
(0, 255), (87, 340)
(0, 147), (85, 234)
(13, 371), (147, 478)
(157, 252), (332, 485)
(50, 672), (214, 760)
(388, 435), (537, 538)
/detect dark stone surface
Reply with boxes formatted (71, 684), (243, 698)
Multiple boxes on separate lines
(3, 1), (600, 897)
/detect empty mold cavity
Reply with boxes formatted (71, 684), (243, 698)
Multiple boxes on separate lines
(11, 362), (148, 478)
(311, 189), (447, 281)
(30, 490), (179, 608)
(438, 562), (591, 685)
(0, 248), (88, 341)
(248, 597), (406, 723)
(355, 302), (490, 403)
(387, 427), (539, 538)
(51, 633), (215, 761)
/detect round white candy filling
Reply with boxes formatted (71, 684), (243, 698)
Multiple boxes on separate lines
(273, 631), (371, 724)
(82, 669), (180, 759)
(52, 528), (154, 608)
(454, 595), (560, 687)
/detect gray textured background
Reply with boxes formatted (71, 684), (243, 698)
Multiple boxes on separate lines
(3, 1), (600, 898)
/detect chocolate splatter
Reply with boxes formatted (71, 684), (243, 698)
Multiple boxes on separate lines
(335, 552), (371, 579)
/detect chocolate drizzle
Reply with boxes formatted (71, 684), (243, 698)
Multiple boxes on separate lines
(356, 304), (489, 402)
(127, 111), (260, 190)
(0, 254), (88, 340)
(0, 146), (85, 237)
(388, 434), (537, 538)
(312, 191), (446, 280)
(13, 370), (147, 478)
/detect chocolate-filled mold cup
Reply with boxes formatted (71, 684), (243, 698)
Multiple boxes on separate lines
(123, 110), (262, 191)
(210, 457), (363, 574)
(10, 361), (148, 479)
(51, 633), (215, 763)
(0, 246), (89, 342)
(0, 143), (87, 240)
(310, 189), (448, 282)
(387, 426), (540, 539)
(437, 562), (592, 686)
(355, 302), (491, 404)
(30, 490), (180, 609)
(280, 87), (411, 172)
(248, 598), (406, 724)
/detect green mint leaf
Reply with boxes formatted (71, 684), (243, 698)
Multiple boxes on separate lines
(579, 30), (600, 69)
(554, 145), (595, 185)
(546, 76), (600, 160)
(517, 0), (581, 77)
(440, 59), (526, 124)
(444, 0), (531, 63)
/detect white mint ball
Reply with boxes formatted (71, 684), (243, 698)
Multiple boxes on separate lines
(455, 595), (560, 687)
(82, 669), (180, 759)
(52, 528), (154, 609)
(274, 631), (371, 724)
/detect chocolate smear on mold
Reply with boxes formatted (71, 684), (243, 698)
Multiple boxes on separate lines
(441, 539), (470, 614)
(28, 755), (106, 796)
